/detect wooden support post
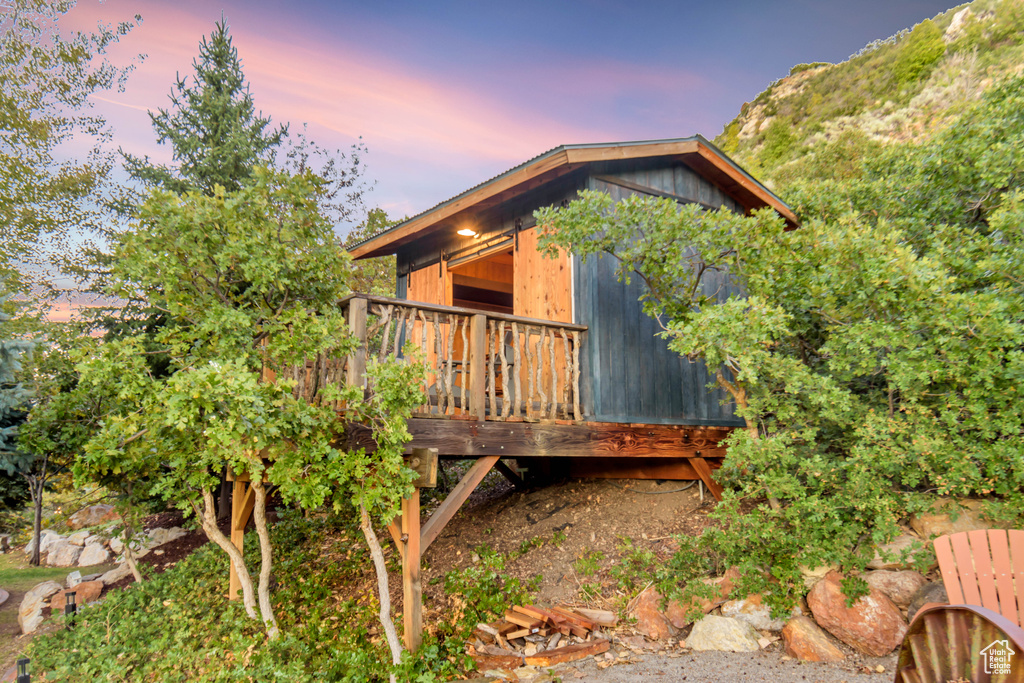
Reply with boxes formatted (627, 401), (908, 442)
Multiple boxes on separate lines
(401, 488), (422, 652)
(387, 519), (405, 561)
(405, 447), (438, 488)
(421, 455), (500, 553)
(469, 314), (487, 421)
(494, 460), (525, 489)
(228, 480), (256, 600)
(690, 456), (724, 501)
(346, 297), (368, 389)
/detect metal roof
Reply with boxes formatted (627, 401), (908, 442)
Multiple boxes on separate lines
(349, 135), (794, 259)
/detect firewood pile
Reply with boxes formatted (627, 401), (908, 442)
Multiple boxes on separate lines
(467, 604), (617, 671)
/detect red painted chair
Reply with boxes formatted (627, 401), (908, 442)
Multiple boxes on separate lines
(894, 529), (1024, 682)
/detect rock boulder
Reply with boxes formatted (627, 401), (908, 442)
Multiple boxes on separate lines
(686, 615), (760, 652)
(48, 580), (103, 614)
(67, 530), (90, 546)
(781, 616), (845, 662)
(864, 570), (928, 608)
(78, 543), (111, 567)
(868, 534), (926, 570)
(807, 571), (907, 656)
(19, 580), (63, 634)
(148, 527), (187, 547)
(664, 566), (741, 628)
(909, 499), (992, 539)
(68, 504), (118, 530)
(908, 582), (949, 621)
(99, 563), (133, 585)
(629, 587), (674, 640)
(721, 593), (796, 632)
(47, 539), (83, 568)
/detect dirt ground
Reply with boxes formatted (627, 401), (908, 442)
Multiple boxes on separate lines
(422, 465), (895, 683)
(421, 468), (715, 610)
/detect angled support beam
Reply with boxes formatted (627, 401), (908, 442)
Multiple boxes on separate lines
(690, 456), (724, 501)
(228, 481), (257, 600)
(388, 518), (405, 561)
(494, 459), (525, 489)
(421, 455), (499, 554)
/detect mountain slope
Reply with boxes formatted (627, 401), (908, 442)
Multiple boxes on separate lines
(715, 0), (1024, 189)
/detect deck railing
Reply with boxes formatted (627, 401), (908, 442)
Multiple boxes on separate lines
(285, 294), (587, 422)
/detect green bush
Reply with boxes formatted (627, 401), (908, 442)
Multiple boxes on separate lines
(27, 511), (538, 681)
(539, 71), (1024, 612)
(892, 19), (946, 87)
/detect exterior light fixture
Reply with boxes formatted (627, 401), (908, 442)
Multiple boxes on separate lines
(65, 590), (77, 626)
(457, 228), (477, 237)
(17, 658), (29, 683)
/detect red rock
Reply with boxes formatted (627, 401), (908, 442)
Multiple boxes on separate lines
(68, 504), (118, 530)
(630, 587), (674, 640)
(807, 571), (907, 656)
(782, 615), (845, 662)
(909, 498), (991, 539)
(664, 566), (741, 629)
(863, 570), (927, 608)
(49, 580), (103, 613)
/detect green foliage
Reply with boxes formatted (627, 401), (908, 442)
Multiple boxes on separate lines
(892, 20), (946, 87)
(715, 2), (1024, 184)
(0, 300), (33, 458)
(759, 116), (797, 170)
(573, 549), (604, 577)
(0, 0), (135, 294)
(122, 19), (286, 197)
(25, 511), (468, 681)
(789, 62), (830, 75)
(537, 72), (1024, 610)
(344, 207), (403, 296)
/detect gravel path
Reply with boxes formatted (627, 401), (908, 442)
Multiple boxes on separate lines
(488, 647), (898, 683)
(563, 649), (896, 682)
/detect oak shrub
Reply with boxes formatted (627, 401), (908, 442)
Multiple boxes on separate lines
(536, 72), (1024, 611)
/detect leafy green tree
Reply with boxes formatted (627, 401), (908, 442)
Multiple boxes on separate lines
(344, 208), (403, 296)
(11, 326), (98, 565)
(79, 168), (423, 646)
(537, 71), (1024, 611)
(0, 0), (135, 295)
(892, 19), (946, 87)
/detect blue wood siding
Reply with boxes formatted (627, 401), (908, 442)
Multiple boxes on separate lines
(573, 166), (745, 426)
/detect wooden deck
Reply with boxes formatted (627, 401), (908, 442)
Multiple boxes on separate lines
(230, 294), (734, 650)
(274, 294), (732, 493)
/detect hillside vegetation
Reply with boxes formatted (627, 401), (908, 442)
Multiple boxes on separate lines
(716, 0), (1024, 188)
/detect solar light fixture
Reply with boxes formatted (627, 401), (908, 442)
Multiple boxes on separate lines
(16, 657), (29, 683)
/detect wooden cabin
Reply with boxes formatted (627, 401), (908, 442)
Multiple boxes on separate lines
(346, 135), (795, 482)
(227, 136), (796, 650)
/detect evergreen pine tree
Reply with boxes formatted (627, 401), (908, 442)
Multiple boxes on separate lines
(122, 18), (286, 196)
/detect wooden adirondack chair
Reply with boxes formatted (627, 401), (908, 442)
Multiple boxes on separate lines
(894, 529), (1024, 682)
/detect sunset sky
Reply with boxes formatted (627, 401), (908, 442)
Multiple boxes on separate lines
(63, 0), (959, 227)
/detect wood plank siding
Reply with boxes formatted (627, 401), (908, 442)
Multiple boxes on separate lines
(367, 139), (792, 428)
(575, 165), (743, 425)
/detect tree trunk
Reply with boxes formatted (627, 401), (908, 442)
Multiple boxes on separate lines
(118, 510), (144, 583)
(123, 541), (144, 583)
(28, 476), (42, 567)
(193, 489), (258, 620)
(715, 368), (781, 511)
(251, 479), (279, 639)
(359, 504), (403, 680)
